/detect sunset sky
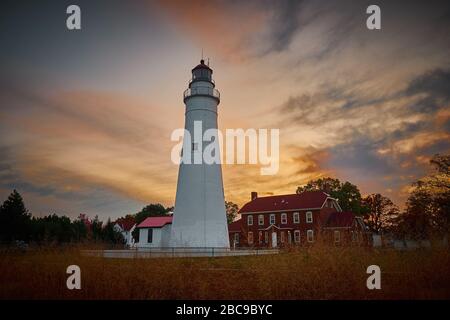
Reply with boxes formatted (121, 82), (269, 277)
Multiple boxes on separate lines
(1, 0), (449, 220)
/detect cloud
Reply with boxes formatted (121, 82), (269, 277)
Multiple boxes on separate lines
(0, 84), (183, 217)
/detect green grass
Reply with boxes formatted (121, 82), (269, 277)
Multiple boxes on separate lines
(0, 245), (449, 299)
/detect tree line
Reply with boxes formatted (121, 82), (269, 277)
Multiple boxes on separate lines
(1, 153), (448, 244)
(295, 153), (449, 240)
(0, 192), (173, 245)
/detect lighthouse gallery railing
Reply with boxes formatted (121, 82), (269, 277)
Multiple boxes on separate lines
(183, 86), (220, 101)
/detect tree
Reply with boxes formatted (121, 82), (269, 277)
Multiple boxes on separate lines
(101, 218), (125, 244)
(296, 177), (367, 215)
(398, 153), (450, 239)
(71, 218), (88, 242)
(91, 215), (103, 242)
(362, 193), (399, 234)
(0, 190), (31, 242)
(225, 201), (239, 224)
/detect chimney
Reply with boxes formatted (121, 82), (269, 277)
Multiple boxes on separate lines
(251, 192), (258, 201)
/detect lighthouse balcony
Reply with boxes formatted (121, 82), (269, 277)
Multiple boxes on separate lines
(183, 86), (220, 103)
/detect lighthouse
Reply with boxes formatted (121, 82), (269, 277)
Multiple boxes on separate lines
(170, 59), (230, 248)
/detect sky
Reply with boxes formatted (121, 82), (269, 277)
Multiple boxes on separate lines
(0, 0), (449, 220)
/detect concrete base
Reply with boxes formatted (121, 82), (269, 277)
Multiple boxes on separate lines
(81, 248), (279, 259)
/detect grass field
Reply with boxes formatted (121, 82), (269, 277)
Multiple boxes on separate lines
(1, 245), (449, 299)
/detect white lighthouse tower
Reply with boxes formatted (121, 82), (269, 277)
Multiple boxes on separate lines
(170, 59), (230, 248)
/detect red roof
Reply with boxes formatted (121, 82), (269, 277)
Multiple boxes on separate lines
(323, 211), (354, 228)
(137, 216), (173, 228)
(239, 191), (329, 213)
(228, 219), (242, 232)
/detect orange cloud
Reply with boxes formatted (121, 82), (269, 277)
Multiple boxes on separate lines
(155, 0), (267, 62)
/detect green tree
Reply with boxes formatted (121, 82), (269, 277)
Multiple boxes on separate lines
(91, 215), (103, 242)
(101, 218), (125, 244)
(0, 190), (31, 242)
(225, 201), (239, 224)
(362, 193), (399, 234)
(398, 153), (450, 239)
(71, 218), (88, 242)
(296, 177), (367, 215)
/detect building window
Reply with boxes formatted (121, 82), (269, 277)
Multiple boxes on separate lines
(247, 215), (253, 226)
(258, 214), (264, 226)
(294, 230), (300, 243)
(293, 212), (300, 224)
(234, 233), (239, 244)
(265, 231), (269, 244)
(270, 214), (276, 225)
(259, 231), (263, 244)
(147, 228), (153, 243)
(281, 213), (287, 224)
(281, 231), (285, 243)
(334, 230), (340, 244)
(306, 211), (313, 223)
(248, 232), (253, 245)
(288, 231), (292, 244)
(307, 230), (314, 242)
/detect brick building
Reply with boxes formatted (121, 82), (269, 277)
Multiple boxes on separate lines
(229, 191), (370, 248)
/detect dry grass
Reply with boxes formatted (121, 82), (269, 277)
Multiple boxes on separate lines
(0, 245), (449, 300)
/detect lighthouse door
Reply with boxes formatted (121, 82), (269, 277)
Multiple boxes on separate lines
(271, 232), (277, 248)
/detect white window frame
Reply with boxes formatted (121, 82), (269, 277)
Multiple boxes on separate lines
(259, 231), (263, 244)
(270, 214), (276, 225)
(294, 230), (301, 243)
(293, 212), (300, 224)
(306, 211), (313, 223)
(264, 231), (269, 244)
(334, 230), (340, 243)
(281, 213), (287, 224)
(248, 231), (253, 245)
(258, 214), (264, 226)
(247, 215), (253, 226)
(307, 229), (314, 243)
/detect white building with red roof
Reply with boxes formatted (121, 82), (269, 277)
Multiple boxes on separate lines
(136, 216), (173, 248)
